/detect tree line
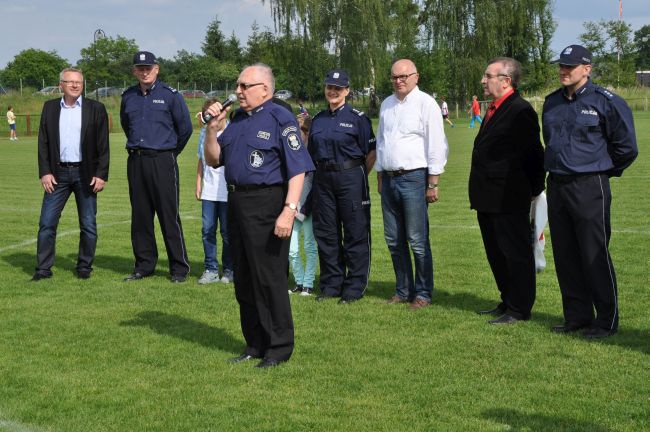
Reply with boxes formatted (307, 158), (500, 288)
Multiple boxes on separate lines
(1, 0), (648, 105)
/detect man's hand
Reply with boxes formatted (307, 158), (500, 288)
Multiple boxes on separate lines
(274, 207), (295, 239)
(90, 177), (106, 193)
(426, 187), (439, 203)
(40, 174), (57, 194)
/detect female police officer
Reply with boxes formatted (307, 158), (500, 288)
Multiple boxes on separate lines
(309, 69), (376, 304)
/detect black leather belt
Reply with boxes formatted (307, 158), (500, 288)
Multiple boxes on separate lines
(58, 162), (81, 167)
(384, 168), (425, 177)
(548, 172), (598, 184)
(316, 159), (365, 171)
(127, 148), (169, 156)
(227, 183), (283, 192)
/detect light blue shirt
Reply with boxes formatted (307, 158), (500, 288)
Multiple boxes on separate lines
(59, 96), (82, 162)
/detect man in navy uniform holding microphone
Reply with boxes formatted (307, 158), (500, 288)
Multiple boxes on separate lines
(543, 45), (638, 339)
(120, 51), (193, 283)
(203, 63), (314, 368)
(308, 69), (376, 304)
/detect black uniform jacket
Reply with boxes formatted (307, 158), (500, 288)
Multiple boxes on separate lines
(468, 91), (544, 214)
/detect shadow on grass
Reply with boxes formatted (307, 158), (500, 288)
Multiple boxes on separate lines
(482, 408), (613, 432)
(2, 252), (36, 276)
(120, 310), (242, 354)
(369, 281), (650, 355)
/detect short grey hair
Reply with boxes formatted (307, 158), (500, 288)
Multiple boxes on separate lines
(246, 63), (275, 93)
(487, 57), (521, 89)
(60, 67), (83, 81)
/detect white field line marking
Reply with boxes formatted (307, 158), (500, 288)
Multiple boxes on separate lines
(0, 213), (200, 254)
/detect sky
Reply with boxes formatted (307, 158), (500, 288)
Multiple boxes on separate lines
(0, 0), (648, 69)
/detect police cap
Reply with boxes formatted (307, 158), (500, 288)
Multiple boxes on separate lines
(551, 45), (592, 66)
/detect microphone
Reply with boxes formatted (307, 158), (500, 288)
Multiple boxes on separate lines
(202, 94), (237, 123)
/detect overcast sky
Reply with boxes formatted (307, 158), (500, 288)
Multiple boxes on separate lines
(0, 0), (648, 69)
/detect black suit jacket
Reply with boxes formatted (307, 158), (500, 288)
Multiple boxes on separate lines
(38, 97), (110, 183)
(468, 91), (544, 214)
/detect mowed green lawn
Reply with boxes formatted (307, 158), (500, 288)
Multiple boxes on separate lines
(0, 113), (648, 432)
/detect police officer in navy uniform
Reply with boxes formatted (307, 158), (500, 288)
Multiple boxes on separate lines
(203, 63), (314, 368)
(543, 45), (638, 339)
(309, 69), (376, 304)
(120, 51), (193, 283)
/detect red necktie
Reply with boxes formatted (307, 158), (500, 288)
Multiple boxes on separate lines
(484, 103), (496, 124)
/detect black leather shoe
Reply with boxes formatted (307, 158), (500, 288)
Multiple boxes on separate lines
(77, 271), (91, 279)
(583, 327), (617, 340)
(488, 314), (520, 325)
(551, 322), (590, 334)
(477, 306), (505, 316)
(31, 272), (52, 281)
(316, 294), (336, 302)
(229, 353), (261, 363)
(171, 274), (188, 283)
(123, 272), (151, 282)
(255, 358), (284, 369)
(338, 298), (360, 305)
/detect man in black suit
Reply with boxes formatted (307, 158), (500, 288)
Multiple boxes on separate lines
(33, 67), (109, 280)
(468, 57), (545, 324)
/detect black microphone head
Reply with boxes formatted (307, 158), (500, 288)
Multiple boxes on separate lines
(222, 93), (237, 108)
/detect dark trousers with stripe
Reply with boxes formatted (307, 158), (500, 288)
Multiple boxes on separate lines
(312, 165), (371, 300)
(228, 186), (294, 362)
(547, 173), (618, 331)
(127, 151), (189, 277)
(477, 211), (536, 320)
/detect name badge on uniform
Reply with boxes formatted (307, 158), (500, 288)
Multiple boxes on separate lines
(152, 99), (165, 104)
(250, 150), (264, 168)
(257, 131), (270, 140)
(339, 122), (353, 128)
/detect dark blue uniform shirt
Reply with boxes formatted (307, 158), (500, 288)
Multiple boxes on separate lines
(120, 80), (193, 152)
(543, 79), (637, 177)
(218, 99), (314, 185)
(309, 103), (376, 163)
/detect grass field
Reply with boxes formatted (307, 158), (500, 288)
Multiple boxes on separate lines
(0, 113), (648, 431)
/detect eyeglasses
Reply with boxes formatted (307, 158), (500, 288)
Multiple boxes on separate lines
(390, 72), (417, 82)
(60, 80), (83, 87)
(483, 73), (509, 80)
(236, 82), (264, 90)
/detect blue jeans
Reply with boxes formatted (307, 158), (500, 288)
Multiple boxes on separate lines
(36, 166), (97, 275)
(201, 200), (232, 272)
(381, 169), (434, 301)
(289, 215), (318, 288)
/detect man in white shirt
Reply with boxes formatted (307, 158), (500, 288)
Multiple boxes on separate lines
(375, 59), (448, 310)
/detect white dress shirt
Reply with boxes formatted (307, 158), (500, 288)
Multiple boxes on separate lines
(375, 86), (448, 175)
(59, 96), (82, 162)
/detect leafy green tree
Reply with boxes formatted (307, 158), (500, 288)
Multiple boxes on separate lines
(580, 19), (636, 86)
(0, 49), (69, 88)
(224, 32), (244, 67)
(78, 35), (139, 89)
(203, 15), (227, 60)
(634, 25), (650, 70)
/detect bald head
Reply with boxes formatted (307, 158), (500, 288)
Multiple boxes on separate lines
(391, 59), (419, 100)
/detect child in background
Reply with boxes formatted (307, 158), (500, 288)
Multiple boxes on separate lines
(288, 115), (318, 295)
(196, 98), (233, 284)
(7, 106), (17, 141)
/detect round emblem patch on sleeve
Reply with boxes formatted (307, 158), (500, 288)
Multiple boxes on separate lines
(287, 133), (301, 151)
(249, 150), (264, 168)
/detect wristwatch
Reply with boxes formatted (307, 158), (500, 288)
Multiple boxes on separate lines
(427, 183), (439, 190)
(285, 202), (298, 210)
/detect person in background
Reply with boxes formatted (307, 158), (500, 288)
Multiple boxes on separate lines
(33, 68), (109, 281)
(7, 105), (18, 140)
(288, 115), (318, 296)
(309, 68), (376, 304)
(543, 44), (638, 339)
(196, 98), (233, 285)
(120, 51), (193, 283)
(297, 100), (309, 117)
(468, 95), (483, 128)
(440, 97), (454, 128)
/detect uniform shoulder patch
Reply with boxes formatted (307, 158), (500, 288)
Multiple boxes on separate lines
(162, 84), (178, 93)
(351, 108), (365, 116)
(594, 86), (614, 100)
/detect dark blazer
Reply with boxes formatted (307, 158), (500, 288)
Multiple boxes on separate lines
(38, 97), (110, 183)
(469, 91), (545, 214)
